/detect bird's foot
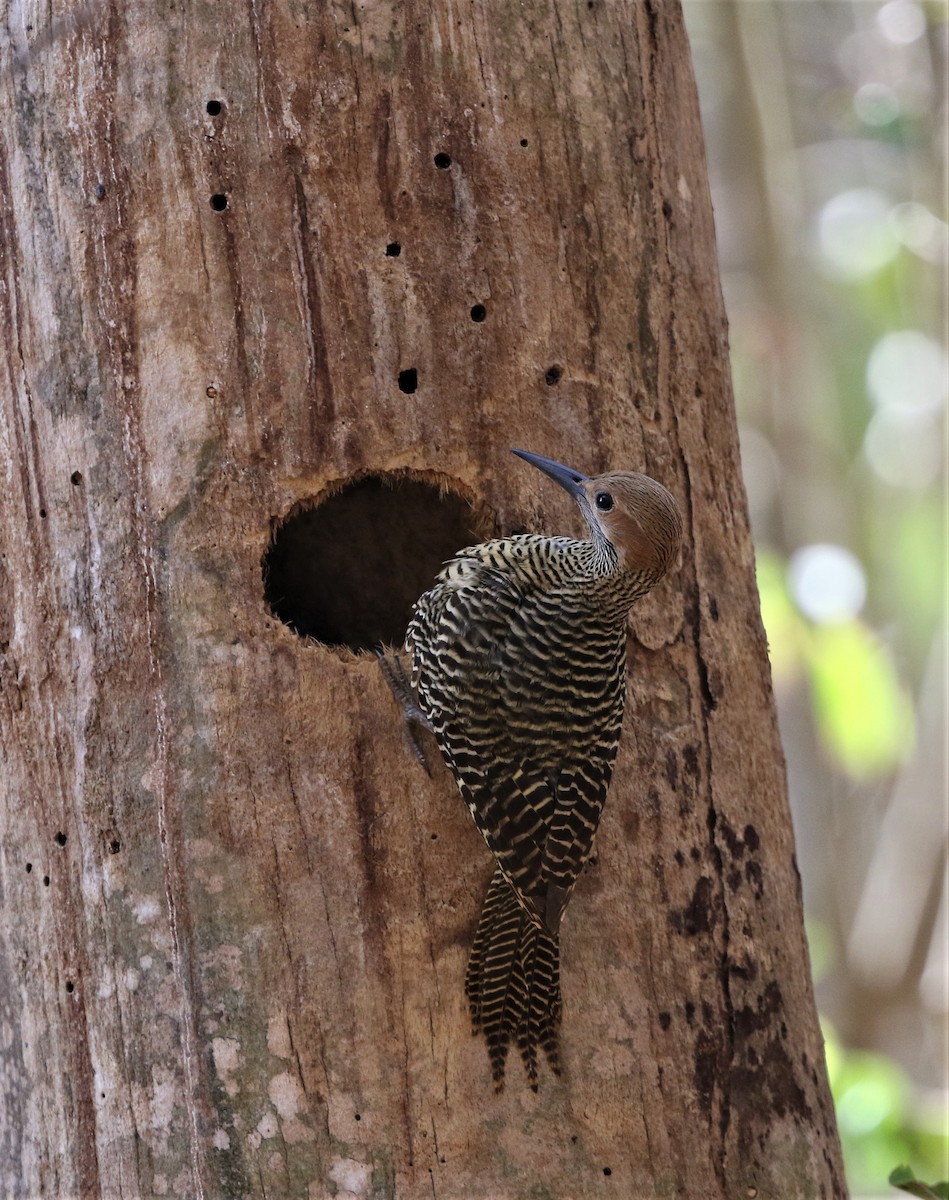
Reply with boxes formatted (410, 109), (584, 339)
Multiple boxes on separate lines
(375, 649), (436, 776)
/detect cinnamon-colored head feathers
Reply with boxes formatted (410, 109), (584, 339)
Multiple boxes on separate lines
(511, 449), (682, 578)
(580, 471), (682, 576)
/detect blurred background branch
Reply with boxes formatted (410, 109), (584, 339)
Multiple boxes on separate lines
(682, 1), (947, 1194)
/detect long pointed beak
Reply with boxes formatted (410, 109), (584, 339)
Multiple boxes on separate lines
(511, 449), (588, 500)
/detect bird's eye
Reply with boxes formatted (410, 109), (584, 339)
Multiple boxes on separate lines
(595, 491), (614, 512)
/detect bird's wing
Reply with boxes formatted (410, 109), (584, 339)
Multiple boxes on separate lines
(408, 546), (623, 927)
(538, 747), (620, 930)
(407, 552), (557, 914)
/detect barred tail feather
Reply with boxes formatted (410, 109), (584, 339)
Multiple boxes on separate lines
(465, 870), (562, 1091)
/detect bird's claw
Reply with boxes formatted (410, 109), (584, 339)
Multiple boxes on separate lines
(376, 649), (436, 776)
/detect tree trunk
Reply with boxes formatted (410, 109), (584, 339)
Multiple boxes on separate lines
(0, 2), (846, 1197)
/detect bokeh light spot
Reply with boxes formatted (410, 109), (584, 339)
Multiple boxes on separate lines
(853, 82), (900, 126)
(864, 409), (943, 488)
(889, 202), (949, 263)
(789, 544), (867, 624)
(867, 330), (948, 417)
(817, 189), (899, 280)
(877, 0), (926, 44)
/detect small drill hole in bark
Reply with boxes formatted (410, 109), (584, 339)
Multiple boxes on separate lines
(110, 840), (121, 854)
(25, 863), (32, 873)
(433, 152), (452, 169)
(66, 981), (75, 993)
(520, 138), (529, 147)
(39, 509), (47, 518)
(210, 194), (228, 212)
(54, 832), (67, 846)
(43, 875), (50, 887)
(397, 368), (418, 393)
(545, 365), (562, 385)
(206, 99), (223, 116)
(263, 474), (488, 653)
(70, 471), (82, 486)
(470, 304), (487, 322)
(385, 242), (401, 257)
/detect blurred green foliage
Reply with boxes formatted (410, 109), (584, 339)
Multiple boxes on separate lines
(764, 549), (945, 1194)
(889, 1164), (949, 1198)
(809, 622), (916, 780)
(823, 1019), (949, 1194)
(683, 2), (946, 1193)
(756, 551), (917, 779)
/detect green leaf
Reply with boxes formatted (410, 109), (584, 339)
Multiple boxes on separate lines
(889, 1165), (949, 1198)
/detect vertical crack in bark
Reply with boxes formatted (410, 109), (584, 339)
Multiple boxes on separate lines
(678, 460), (736, 1190)
(351, 717), (418, 1175)
(149, 614), (206, 1200)
(290, 166), (336, 459)
(705, 792), (735, 1168)
(245, 0), (271, 138)
(213, 192), (258, 453)
(0, 147), (49, 533)
(285, 762), (314, 873)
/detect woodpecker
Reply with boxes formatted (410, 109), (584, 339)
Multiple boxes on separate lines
(393, 449), (682, 1089)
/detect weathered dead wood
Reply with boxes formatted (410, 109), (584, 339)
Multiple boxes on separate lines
(0, 2), (846, 1196)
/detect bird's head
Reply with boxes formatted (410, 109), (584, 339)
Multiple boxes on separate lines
(512, 448), (682, 578)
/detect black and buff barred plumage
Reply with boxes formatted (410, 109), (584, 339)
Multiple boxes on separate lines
(396, 449), (681, 1090)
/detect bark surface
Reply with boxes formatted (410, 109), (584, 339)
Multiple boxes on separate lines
(0, 2), (846, 1197)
